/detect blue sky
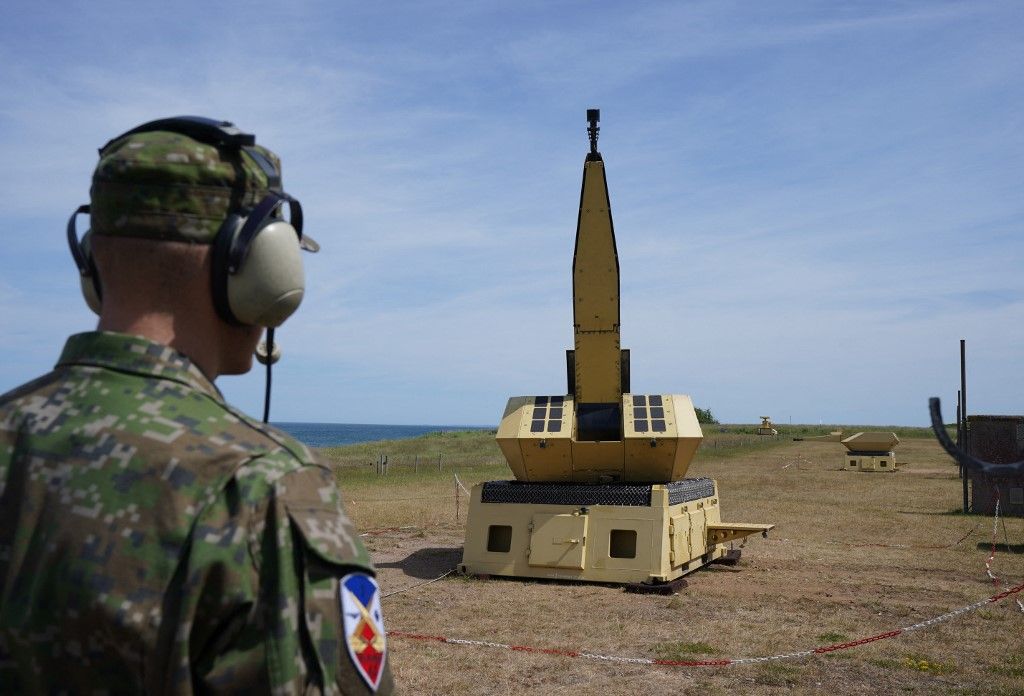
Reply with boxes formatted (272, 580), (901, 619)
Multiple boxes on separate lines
(1, 1), (1021, 426)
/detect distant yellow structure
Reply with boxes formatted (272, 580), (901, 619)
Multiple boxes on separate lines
(757, 416), (778, 437)
(841, 432), (900, 472)
(459, 110), (772, 589)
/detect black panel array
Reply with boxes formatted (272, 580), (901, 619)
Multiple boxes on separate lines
(481, 481), (652, 506)
(530, 396), (565, 433)
(480, 478), (717, 507)
(632, 394), (667, 433)
(666, 478), (716, 504)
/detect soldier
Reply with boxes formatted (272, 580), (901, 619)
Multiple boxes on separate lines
(0, 118), (394, 694)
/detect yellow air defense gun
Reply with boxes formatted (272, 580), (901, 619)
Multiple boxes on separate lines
(757, 416), (778, 436)
(841, 431), (901, 471)
(460, 110), (773, 590)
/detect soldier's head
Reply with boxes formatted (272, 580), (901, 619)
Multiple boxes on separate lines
(68, 117), (318, 376)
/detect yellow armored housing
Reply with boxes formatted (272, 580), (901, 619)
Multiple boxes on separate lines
(842, 431), (901, 472)
(497, 394), (702, 483)
(460, 111), (772, 588)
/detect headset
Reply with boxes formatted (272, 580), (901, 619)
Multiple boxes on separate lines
(66, 116), (316, 329)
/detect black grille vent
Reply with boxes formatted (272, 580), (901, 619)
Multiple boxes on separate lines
(481, 481), (652, 506)
(480, 478), (716, 507)
(666, 478), (715, 504)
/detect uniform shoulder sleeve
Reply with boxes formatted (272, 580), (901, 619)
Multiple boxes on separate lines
(262, 464), (395, 695)
(278, 465), (373, 570)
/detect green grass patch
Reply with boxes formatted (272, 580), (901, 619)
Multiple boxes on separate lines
(690, 430), (791, 461)
(320, 430), (508, 489)
(320, 429), (500, 465)
(817, 631), (849, 643)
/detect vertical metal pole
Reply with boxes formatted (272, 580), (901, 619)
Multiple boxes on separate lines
(960, 339), (967, 446)
(960, 339), (969, 513)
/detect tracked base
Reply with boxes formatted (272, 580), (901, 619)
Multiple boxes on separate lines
(459, 479), (771, 586)
(625, 576), (688, 595)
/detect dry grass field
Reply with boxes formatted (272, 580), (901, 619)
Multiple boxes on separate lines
(321, 427), (1024, 695)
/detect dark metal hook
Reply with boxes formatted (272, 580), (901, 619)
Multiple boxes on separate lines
(929, 397), (1024, 475)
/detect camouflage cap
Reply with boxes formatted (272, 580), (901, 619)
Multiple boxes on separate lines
(90, 130), (282, 242)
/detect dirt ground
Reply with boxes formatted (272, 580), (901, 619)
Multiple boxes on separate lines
(349, 437), (1024, 695)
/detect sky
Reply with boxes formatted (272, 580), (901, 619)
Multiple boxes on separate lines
(1, 0), (1021, 427)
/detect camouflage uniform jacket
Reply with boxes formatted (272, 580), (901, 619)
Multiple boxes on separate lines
(0, 332), (393, 694)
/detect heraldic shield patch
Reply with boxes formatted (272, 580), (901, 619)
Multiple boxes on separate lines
(340, 573), (387, 691)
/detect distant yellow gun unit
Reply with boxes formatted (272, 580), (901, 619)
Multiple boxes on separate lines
(459, 110), (773, 590)
(841, 431), (901, 471)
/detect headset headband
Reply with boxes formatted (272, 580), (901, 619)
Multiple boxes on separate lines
(99, 116), (281, 189)
(66, 204), (91, 274)
(83, 117), (313, 258)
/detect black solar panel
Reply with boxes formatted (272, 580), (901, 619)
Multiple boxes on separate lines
(631, 395), (668, 434)
(527, 396), (568, 435)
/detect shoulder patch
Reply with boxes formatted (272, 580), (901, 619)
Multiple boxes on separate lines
(340, 573), (387, 692)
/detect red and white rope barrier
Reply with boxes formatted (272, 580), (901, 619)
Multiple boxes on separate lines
(388, 581), (1024, 667)
(766, 522), (980, 552)
(986, 497), (1002, 586)
(454, 473), (472, 496)
(983, 492), (1024, 612)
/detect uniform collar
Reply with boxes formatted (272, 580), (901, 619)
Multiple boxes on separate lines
(57, 331), (223, 400)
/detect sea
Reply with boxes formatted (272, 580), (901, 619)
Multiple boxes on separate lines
(273, 422), (492, 448)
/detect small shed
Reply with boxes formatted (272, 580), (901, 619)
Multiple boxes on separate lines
(967, 415), (1024, 516)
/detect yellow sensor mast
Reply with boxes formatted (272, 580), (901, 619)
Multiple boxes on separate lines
(570, 109), (626, 440)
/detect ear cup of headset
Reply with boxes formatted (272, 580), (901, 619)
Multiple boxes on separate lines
(72, 230), (103, 316)
(228, 220), (305, 327)
(211, 215), (305, 328)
